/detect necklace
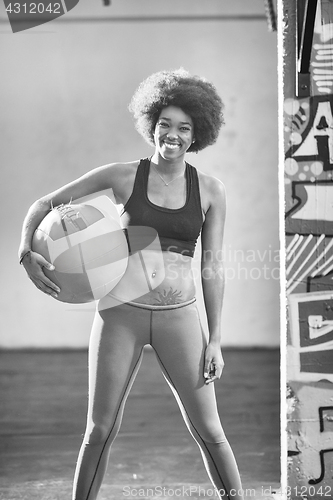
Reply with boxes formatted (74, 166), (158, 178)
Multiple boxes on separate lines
(152, 163), (186, 187)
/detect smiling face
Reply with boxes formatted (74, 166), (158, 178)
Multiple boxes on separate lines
(153, 106), (195, 161)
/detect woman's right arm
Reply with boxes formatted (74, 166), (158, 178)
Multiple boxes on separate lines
(18, 162), (127, 297)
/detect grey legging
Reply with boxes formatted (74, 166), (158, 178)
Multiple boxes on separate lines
(72, 298), (244, 500)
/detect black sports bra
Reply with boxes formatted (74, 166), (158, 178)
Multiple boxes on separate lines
(120, 158), (204, 257)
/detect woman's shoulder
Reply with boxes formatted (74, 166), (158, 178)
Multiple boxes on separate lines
(195, 168), (226, 197)
(190, 166), (225, 216)
(99, 159), (142, 185)
(103, 159), (145, 203)
(105, 159), (141, 175)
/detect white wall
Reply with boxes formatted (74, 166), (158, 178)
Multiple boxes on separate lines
(0, 0), (279, 347)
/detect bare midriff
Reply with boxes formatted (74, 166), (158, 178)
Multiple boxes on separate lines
(109, 249), (196, 306)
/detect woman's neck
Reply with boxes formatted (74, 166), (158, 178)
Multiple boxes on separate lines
(150, 151), (186, 172)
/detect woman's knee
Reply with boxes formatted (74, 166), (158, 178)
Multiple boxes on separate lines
(84, 420), (119, 446)
(194, 420), (227, 444)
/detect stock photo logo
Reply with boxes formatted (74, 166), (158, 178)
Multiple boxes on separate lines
(3, 0), (80, 33)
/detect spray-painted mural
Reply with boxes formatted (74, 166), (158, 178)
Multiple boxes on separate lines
(285, 0), (333, 495)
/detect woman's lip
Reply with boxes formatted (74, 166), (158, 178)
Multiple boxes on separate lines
(163, 141), (181, 148)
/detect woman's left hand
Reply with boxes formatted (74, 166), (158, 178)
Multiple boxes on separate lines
(203, 343), (225, 384)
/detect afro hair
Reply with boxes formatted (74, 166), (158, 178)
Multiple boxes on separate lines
(128, 69), (224, 153)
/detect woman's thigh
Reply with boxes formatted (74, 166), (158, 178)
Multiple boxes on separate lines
(151, 303), (225, 443)
(85, 303), (150, 436)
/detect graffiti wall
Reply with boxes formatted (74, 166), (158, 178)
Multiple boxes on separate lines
(285, 0), (333, 495)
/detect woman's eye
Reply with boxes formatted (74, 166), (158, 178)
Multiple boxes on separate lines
(158, 122), (168, 127)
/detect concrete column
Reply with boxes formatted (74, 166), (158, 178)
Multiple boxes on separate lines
(284, 0), (333, 494)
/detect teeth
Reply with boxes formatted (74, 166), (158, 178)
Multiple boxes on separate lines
(164, 142), (180, 149)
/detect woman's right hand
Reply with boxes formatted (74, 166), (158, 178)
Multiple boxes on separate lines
(21, 251), (60, 298)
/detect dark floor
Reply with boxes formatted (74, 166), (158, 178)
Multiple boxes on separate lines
(0, 349), (280, 500)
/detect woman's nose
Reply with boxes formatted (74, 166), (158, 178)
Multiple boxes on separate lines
(167, 131), (178, 139)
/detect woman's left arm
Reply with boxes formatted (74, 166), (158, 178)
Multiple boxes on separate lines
(200, 177), (226, 385)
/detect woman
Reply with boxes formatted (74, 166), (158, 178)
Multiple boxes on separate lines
(18, 69), (244, 500)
